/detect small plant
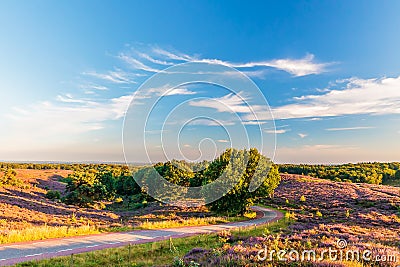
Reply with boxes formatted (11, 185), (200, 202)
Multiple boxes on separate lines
(345, 209), (350, 218)
(285, 211), (296, 220)
(45, 190), (61, 200)
(300, 195), (306, 202)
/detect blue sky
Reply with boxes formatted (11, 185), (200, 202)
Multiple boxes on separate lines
(0, 1), (400, 163)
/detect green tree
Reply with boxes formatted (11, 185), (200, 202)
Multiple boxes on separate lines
(395, 170), (400, 180)
(205, 148), (281, 216)
(63, 170), (113, 207)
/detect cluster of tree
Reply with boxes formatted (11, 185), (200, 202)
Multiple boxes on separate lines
(62, 165), (142, 207)
(278, 162), (400, 185)
(134, 148), (280, 215)
(60, 148), (281, 216)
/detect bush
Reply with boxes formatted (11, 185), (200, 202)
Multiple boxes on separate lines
(0, 169), (22, 187)
(46, 190), (61, 200)
(205, 148), (281, 216)
(63, 170), (113, 207)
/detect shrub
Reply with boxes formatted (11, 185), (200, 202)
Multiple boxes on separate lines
(0, 169), (22, 187)
(205, 148), (281, 216)
(45, 190), (61, 200)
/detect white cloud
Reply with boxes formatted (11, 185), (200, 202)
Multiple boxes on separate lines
(228, 54), (330, 77)
(248, 76), (400, 120)
(325, 126), (375, 131)
(129, 47), (331, 77)
(188, 119), (235, 126)
(189, 93), (257, 113)
(163, 88), (196, 96)
(241, 120), (269, 125)
(298, 133), (308, 138)
(118, 53), (161, 72)
(79, 83), (108, 91)
(307, 118), (323, 121)
(83, 69), (136, 84)
(135, 85), (197, 98)
(5, 94), (134, 142)
(217, 139), (229, 143)
(152, 47), (195, 61)
(264, 129), (288, 134)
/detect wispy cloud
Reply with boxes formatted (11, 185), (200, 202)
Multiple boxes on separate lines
(189, 93), (257, 113)
(83, 69), (137, 84)
(217, 139), (229, 143)
(120, 46), (331, 77)
(298, 133), (308, 138)
(79, 83), (108, 91)
(325, 126), (375, 131)
(264, 129), (288, 134)
(247, 76), (400, 120)
(188, 118), (235, 126)
(118, 53), (161, 72)
(6, 94), (134, 139)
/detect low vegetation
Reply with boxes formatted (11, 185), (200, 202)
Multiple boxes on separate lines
(279, 162), (400, 185)
(13, 211), (289, 267)
(0, 224), (99, 244)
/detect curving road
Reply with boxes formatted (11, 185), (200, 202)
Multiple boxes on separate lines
(0, 206), (282, 266)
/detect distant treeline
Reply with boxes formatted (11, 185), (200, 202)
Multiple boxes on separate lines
(278, 162), (400, 184)
(0, 162), (129, 171)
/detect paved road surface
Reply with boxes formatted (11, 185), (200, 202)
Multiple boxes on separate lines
(0, 206), (282, 266)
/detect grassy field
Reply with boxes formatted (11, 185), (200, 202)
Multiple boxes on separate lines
(13, 213), (289, 267)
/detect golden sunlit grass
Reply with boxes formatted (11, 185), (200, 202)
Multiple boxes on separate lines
(138, 216), (231, 230)
(0, 224), (100, 244)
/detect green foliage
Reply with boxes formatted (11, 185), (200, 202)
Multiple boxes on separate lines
(396, 170), (400, 180)
(279, 162), (400, 185)
(115, 175), (141, 196)
(155, 160), (194, 186)
(45, 190), (61, 200)
(63, 170), (113, 207)
(206, 148), (281, 216)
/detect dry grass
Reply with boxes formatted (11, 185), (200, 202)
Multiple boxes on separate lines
(0, 224), (99, 244)
(138, 216), (230, 229)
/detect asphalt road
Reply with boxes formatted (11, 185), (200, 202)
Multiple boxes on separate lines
(0, 206), (282, 266)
